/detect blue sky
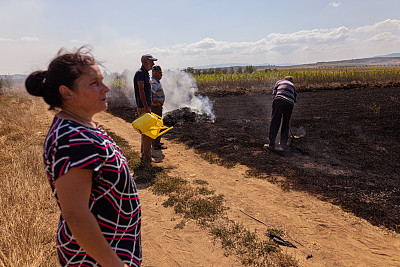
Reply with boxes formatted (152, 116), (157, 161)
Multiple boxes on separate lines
(1, 0), (400, 74)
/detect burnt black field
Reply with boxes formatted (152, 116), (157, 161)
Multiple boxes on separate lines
(108, 86), (400, 233)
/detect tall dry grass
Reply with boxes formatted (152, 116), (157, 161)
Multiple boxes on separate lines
(0, 94), (59, 266)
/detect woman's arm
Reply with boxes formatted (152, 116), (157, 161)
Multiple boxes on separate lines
(55, 167), (127, 267)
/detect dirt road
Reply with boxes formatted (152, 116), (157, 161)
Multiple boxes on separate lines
(94, 111), (400, 267)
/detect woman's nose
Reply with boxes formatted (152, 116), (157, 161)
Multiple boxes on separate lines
(103, 83), (111, 92)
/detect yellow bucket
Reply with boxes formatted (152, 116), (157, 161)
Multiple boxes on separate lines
(132, 112), (173, 139)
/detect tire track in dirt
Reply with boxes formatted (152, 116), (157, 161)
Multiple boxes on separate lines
(94, 111), (400, 267)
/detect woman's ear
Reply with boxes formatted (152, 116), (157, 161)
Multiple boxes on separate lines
(59, 85), (74, 101)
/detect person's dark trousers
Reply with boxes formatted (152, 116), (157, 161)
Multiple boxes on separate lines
(151, 106), (163, 148)
(268, 98), (294, 148)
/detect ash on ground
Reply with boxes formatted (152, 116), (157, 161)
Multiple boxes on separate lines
(163, 107), (214, 126)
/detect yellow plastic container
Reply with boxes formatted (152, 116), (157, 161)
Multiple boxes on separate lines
(132, 112), (173, 139)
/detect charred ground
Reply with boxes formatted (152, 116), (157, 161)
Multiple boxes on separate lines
(107, 86), (400, 233)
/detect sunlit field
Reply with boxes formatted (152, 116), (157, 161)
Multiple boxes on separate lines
(0, 94), (59, 266)
(1, 63), (398, 266)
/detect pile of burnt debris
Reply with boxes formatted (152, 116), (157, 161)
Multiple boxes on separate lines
(163, 107), (213, 126)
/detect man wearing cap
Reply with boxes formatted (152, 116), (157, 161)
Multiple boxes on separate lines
(266, 76), (297, 151)
(151, 65), (167, 150)
(134, 54), (157, 163)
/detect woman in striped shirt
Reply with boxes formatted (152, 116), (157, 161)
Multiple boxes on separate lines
(25, 47), (141, 267)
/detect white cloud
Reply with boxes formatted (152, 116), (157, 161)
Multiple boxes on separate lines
(0, 37), (13, 42)
(368, 32), (400, 43)
(355, 19), (400, 33)
(267, 26), (349, 47)
(162, 27), (349, 57)
(2, 19), (400, 73)
(330, 1), (342, 8)
(149, 26), (352, 65)
(0, 36), (40, 42)
(20, 37), (40, 42)
(140, 19), (400, 68)
(190, 38), (217, 49)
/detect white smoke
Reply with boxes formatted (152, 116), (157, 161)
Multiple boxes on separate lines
(161, 69), (215, 121)
(108, 68), (215, 121)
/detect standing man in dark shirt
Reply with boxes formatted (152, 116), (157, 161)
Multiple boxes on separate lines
(266, 76), (297, 151)
(134, 54), (157, 163)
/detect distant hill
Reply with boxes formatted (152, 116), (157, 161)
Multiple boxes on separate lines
(290, 57), (399, 69)
(374, 53), (400, 58)
(4, 53), (400, 76)
(194, 53), (400, 70)
(12, 74), (27, 80)
(193, 63), (249, 69)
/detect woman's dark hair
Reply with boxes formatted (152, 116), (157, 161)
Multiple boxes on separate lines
(25, 46), (97, 109)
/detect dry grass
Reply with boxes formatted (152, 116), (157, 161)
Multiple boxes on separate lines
(210, 219), (298, 266)
(0, 94), (59, 266)
(0, 96), (147, 266)
(151, 171), (298, 266)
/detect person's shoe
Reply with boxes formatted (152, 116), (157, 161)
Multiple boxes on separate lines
(140, 157), (155, 165)
(280, 142), (289, 151)
(154, 145), (167, 150)
(264, 143), (275, 151)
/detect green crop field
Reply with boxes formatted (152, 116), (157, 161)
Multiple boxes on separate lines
(191, 66), (400, 92)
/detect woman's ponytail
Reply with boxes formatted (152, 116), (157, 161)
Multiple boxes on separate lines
(25, 70), (47, 97)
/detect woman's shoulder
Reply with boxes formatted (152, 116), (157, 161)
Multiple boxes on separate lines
(45, 117), (108, 145)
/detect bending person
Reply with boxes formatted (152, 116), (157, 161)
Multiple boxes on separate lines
(266, 76), (297, 151)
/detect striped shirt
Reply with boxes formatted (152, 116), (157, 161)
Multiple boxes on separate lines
(272, 79), (297, 105)
(43, 116), (142, 266)
(151, 77), (165, 107)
